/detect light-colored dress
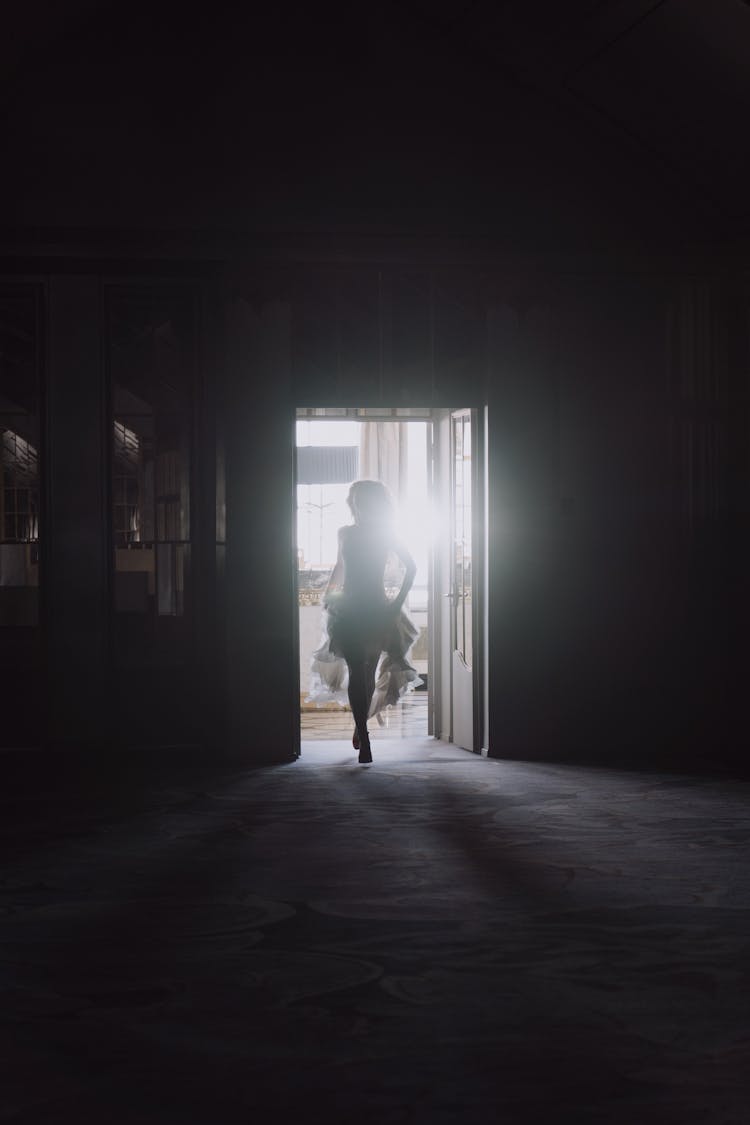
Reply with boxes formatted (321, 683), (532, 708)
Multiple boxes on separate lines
(307, 524), (422, 717)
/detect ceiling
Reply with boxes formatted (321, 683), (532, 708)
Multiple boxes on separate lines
(1, 0), (748, 245)
(394, 0), (750, 227)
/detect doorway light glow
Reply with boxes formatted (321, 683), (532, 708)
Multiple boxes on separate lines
(295, 418), (439, 583)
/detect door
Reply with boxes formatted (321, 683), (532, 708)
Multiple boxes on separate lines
(431, 408), (482, 751)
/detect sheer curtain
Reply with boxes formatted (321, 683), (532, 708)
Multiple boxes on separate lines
(359, 421), (408, 504)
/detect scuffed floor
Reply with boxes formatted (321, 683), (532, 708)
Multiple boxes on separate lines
(1, 741), (749, 1123)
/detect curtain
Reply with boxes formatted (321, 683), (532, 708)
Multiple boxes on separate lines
(359, 421), (408, 503)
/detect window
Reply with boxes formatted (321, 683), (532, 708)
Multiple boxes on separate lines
(108, 289), (194, 662)
(0, 291), (40, 628)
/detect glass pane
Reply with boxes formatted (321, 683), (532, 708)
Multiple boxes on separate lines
(156, 542), (176, 615)
(0, 292), (40, 627)
(216, 433), (226, 545)
(114, 545), (153, 613)
(109, 290), (194, 661)
(453, 413), (472, 666)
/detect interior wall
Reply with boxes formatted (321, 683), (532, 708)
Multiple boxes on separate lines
(726, 275), (750, 765)
(1, 274), (222, 753)
(223, 297), (298, 761)
(46, 276), (110, 749)
(486, 273), (740, 770)
(0, 259), (744, 772)
(0, 284), (43, 745)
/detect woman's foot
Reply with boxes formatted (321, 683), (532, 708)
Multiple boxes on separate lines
(358, 730), (372, 764)
(352, 728), (360, 750)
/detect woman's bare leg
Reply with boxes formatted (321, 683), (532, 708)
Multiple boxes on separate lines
(347, 659), (372, 763)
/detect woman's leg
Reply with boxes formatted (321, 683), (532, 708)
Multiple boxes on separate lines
(365, 653), (379, 717)
(347, 658), (372, 763)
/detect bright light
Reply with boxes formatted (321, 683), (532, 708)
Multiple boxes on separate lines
(295, 419), (441, 597)
(396, 424), (427, 572)
(296, 420), (359, 447)
(297, 481), (351, 568)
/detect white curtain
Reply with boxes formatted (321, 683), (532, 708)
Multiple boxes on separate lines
(359, 421), (408, 503)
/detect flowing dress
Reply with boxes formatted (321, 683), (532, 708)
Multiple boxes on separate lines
(307, 524), (422, 718)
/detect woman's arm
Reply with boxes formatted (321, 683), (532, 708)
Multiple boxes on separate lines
(390, 536), (417, 614)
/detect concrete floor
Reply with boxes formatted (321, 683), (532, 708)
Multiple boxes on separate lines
(2, 741), (749, 1123)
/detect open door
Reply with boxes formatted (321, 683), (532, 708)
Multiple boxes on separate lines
(432, 408), (483, 751)
(295, 407), (433, 745)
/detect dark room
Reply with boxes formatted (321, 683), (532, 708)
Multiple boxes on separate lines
(1, 1), (749, 1122)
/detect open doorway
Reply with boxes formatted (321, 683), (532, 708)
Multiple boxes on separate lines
(296, 408), (432, 742)
(295, 405), (484, 754)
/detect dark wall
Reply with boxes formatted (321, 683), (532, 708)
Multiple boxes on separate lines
(486, 271), (744, 771)
(0, 260), (744, 770)
(1, 0), (746, 766)
(1, 2), (726, 253)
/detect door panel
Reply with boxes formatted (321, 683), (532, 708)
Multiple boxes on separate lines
(452, 650), (474, 751)
(432, 411), (453, 741)
(430, 408), (478, 751)
(451, 410), (475, 751)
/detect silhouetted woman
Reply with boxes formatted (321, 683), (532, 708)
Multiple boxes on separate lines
(311, 480), (419, 764)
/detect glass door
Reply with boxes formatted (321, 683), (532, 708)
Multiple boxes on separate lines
(450, 410), (474, 750)
(430, 408), (481, 751)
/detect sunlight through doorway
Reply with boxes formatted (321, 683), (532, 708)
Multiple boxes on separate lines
(296, 409), (432, 741)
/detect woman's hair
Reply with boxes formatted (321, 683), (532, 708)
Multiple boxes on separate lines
(347, 479), (394, 525)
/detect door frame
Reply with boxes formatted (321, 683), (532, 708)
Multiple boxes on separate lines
(293, 404), (485, 755)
